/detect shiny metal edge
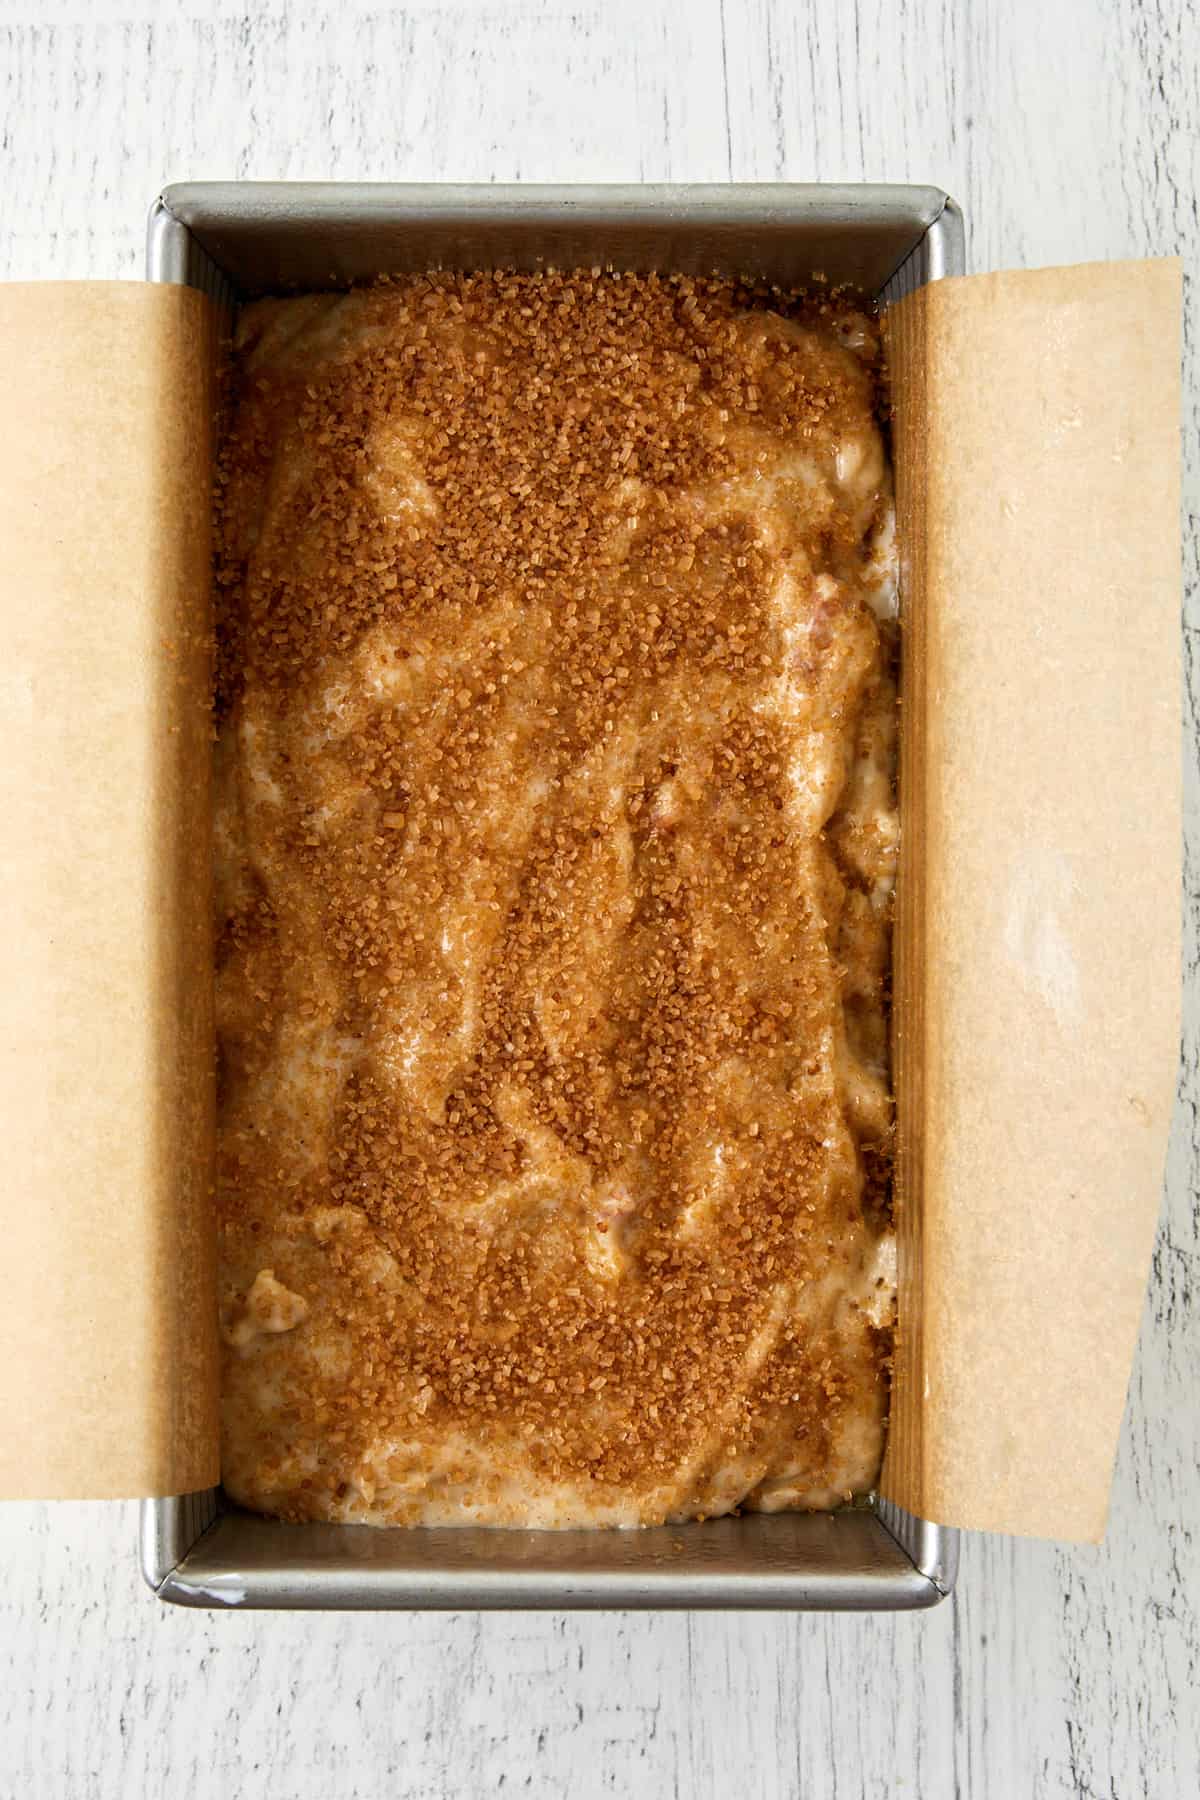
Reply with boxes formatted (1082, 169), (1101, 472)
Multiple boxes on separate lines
(148, 1504), (949, 1612)
(146, 197), (236, 306)
(142, 1494), (956, 1611)
(881, 195), (966, 301)
(140, 1489), (221, 1590)
(143, 181), (962, 1612)
(160, 178), (951, 221)
(153, 181), (952, 295)
(876, 1497), (960, 1596)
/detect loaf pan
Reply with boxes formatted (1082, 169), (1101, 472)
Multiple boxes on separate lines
(143, 182), (963, 1611)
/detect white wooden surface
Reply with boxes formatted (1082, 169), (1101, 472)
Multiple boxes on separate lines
(1, 2), (1197, 1795)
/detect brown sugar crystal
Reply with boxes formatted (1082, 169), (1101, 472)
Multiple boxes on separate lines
(213, 270), (900, 1528)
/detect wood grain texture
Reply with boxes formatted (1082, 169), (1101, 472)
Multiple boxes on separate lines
(0, 1), (1196, 1795)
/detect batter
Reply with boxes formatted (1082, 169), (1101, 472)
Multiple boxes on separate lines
(213, 270), (899, 1527)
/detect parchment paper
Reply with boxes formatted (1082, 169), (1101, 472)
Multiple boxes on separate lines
(882, 260), (1182, 1541)
(0, 283), (218, 1498)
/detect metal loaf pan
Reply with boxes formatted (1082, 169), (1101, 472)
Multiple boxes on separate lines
(143, 182), (964, 1612)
